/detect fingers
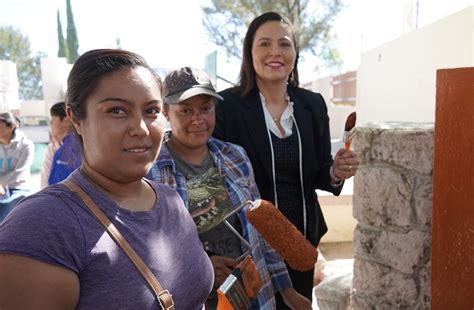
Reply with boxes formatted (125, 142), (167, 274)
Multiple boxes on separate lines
(334, 148), (346, 159)
(210, 255), (237, 269)
(333, 148), (360, 180)
(210, 255), (237, 287)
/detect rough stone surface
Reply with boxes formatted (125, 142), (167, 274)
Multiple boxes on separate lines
(315, 273), (352, 310)
(314, 259), (354, 310)
(352, 129), (374, 166)
(354, 225), (429, 274)
(353, 166), (414, 227)
(352, 294), (409, 310)
(352, 122), (433, 309)
(413, 175), (433, 227)
(354, 122), (434, 174)
(417, 261), (431, 309)
(371, 130), (434, 174)
(351, 295), (372, 310)
(352, 260), (417, 307)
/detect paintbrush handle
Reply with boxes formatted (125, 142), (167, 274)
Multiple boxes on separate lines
(343, 129), (354, 151)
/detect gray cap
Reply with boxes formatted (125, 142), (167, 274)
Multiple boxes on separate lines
(0, 112), (18, 126)
(163, 67), (223, 105)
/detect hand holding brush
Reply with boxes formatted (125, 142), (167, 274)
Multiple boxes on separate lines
(332, 112), (360, 180)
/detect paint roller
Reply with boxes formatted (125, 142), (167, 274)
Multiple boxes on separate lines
(245, 199), (318, 272)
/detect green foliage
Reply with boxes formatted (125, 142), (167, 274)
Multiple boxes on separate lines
(57, 10), (68, 59)
(202, 0), (344, 71)
(66, 0), (79, 63)
(0, 26), (43, 100)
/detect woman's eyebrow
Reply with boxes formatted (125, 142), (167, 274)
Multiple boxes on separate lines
(145, 99), (162, 105)
(97, 97), (131, 104)
(96, 98), (162, 105)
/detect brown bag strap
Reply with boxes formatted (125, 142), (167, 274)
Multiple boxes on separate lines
(63, 179), (175, 310)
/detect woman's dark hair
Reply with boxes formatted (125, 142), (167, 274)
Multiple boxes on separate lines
(236, 12), (300, 97)
(66, 49), (162, 120)
(50, 101), (67, 120)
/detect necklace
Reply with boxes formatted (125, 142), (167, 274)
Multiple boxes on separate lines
(261, 92), (288, 123)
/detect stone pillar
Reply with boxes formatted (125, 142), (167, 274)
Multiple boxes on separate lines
(352, 122), (434, 309)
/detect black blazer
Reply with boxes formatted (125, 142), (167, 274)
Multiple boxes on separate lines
(213, 85), (342, 246)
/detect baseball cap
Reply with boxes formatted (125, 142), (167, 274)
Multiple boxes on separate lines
(163, 67), (223, 105)
(0, 112), (18, 126)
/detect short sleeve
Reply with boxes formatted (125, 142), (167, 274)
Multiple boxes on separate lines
(0, 191), (86, 274)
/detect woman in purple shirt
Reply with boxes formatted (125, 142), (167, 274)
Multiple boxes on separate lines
(0, 49), (213, 309)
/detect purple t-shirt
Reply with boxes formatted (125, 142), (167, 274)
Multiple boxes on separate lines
(0, 170), (214, 309)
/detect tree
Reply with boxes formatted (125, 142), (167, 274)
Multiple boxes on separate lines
(66, 0), (79, 63)
(202, 0), (344, 71)
(57, 10), (68, 59)
(0, 26), (43, 100)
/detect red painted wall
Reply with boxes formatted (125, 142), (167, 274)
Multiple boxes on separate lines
(432, 67), (474, 309)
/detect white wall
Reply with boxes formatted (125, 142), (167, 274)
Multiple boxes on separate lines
(304, 77), (356, 141)
(20, 100), (47, 116)
(357, 6), (474, 125)
(40, 57), (72, 110)
(0, 60), (20, 112)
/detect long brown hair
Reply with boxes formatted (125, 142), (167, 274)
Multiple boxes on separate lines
(236, 12), (299, 97)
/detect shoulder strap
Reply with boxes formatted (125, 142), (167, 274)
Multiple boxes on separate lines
(63, 179), (175, 310)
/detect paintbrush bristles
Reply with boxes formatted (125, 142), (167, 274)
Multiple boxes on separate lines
(345, 112), (357, 131)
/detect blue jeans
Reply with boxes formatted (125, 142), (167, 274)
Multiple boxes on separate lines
(0, 188), (30, 222)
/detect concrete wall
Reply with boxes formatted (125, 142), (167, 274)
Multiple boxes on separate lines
(431, 67), (474, 309)
(357, 6), (474, 126)
(352, 122), (433, 309)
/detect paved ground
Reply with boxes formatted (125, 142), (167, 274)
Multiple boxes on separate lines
(319, 241), (354, 261)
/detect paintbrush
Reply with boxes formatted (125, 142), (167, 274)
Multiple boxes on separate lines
(343, 112), (357, 151)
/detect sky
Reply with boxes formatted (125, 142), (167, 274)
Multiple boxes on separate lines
(1, 0), (473, 87)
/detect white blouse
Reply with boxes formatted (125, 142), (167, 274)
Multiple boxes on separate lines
(259, 93), (294, 139)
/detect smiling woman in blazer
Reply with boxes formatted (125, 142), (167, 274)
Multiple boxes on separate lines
(213, 12), (359, 307)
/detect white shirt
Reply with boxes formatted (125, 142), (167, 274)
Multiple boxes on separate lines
(259, 93), (294, 138)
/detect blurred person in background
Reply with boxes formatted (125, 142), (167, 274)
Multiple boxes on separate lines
(47, 113), (83, 186)
(0, 112), (34, 222)
(40, 101), (73, 188)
